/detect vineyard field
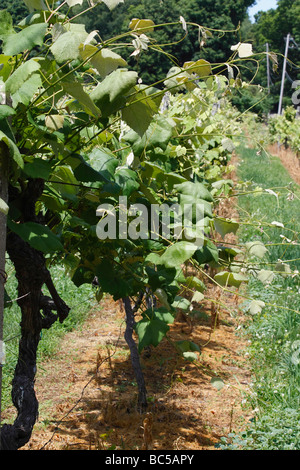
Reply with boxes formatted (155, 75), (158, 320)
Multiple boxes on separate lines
(1, 0), (300, 452)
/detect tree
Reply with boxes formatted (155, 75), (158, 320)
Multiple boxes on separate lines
(241, 0), (300, 114)
(0, 0), (28, 24)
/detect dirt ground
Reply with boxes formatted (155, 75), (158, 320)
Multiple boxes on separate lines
(268, 143), (300, 186)
(6, 292), (251, 451)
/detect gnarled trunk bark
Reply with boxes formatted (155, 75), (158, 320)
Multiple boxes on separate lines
(123, 296), (147, 413)
(0, 179), (70, 450)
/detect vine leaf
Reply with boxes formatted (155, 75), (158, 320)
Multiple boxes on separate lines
(245, 240), (268, 259)
(214, 271), (248, 288)
(121, 89), (159, 136)
(66, 0), (84, 6)
(256, 269), (275, 284)
(183, 59), (212, 78)
(7, 220), (63, 253)
(129, 18), (155, 34)
(90, 69), (138, 117)
(50, 29), (88, 63)
(135, 308), (174, 352)
(62, 81), (101, 117)
(0, 130), (23, 168)
(160, 241), (198, 268)
(23, 159), (52, 179)
(213, 217), (239, 239)
(230, 42), (253, 58)
(248, 299), (265, 315)
(211, 377), (225, 391)
(79, 45), (127, 78)
(2, 23), (47, 56)
(5, 59), (42, 107)
(23, 0), (47, 11)
(0, 10), (15, 38)
(0, 105), (15, 120)
(45, 115), (65, 131)
(101, 0), (125, 10)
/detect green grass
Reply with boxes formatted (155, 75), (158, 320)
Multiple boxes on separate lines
(2, 262), (95, 410)
(220, 144), (300, 450)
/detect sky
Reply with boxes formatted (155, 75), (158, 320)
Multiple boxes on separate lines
(248, 0), (278, 21)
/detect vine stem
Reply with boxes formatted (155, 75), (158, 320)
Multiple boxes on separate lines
(122, 296), (147, 413)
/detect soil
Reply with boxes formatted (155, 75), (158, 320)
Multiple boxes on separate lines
(2, 159), (254, 451)
(12, 294), (252, 451)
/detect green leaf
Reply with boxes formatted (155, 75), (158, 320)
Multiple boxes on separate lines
(79, 45), (127, 78)
(129, 18), (155, 34)
(95, 260), (132, 299)
(121, 89), (159, 136)
(101, 0), (124, 10)
(73, 159), (105, 184)
(50, 29), (88, 63)
(183, 59), (212, 77)
(245, 241), (268, 259)
(123, 115), (173, 155)
(214, 271), (248, 288)
(90, 69), (138, 117)
(174, 181), (213, 222)
(62, 81), (100, 117)
(171, 296), (191, 311)
(183, 351), (198, 361)
(0, 197), (9, 215)
(23, 0), (47, 11)
(174, 181), (213, 203)
(66, 0), (84, 6)
(185, 276), (206, 292)
(72, 265), (94, 287)
(45, 115), (65, 131)
(176, 340), (201, 353)
(257, 269), (275, 284)
(0, 130), (23, 168)
(191, 291), (204, 302)
(3, 23), (47, 56)
(160, 241), (198, 268)
(23, 158), (52, 179)
(7, 220), (63, 253)
(6, 59), (42, 107)
(248, 300), (265, 315)
(193, 240), (219, 265)
(0, 105), (16, 120)
(154, 288), (171, 310)
(211, 377), (225, 391)
(49, 166), (79, 201)
(135, 308), (174, 352)
(88, 148), (118, 180)
(213, 217), (239, 239)
(114, 167), (139, 196)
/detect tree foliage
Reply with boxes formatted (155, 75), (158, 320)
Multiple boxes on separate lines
(79, 0), (255, 83)
(232, 0), (300, 114)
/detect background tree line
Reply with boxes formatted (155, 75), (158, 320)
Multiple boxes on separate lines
(0, 0), (299, 114)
